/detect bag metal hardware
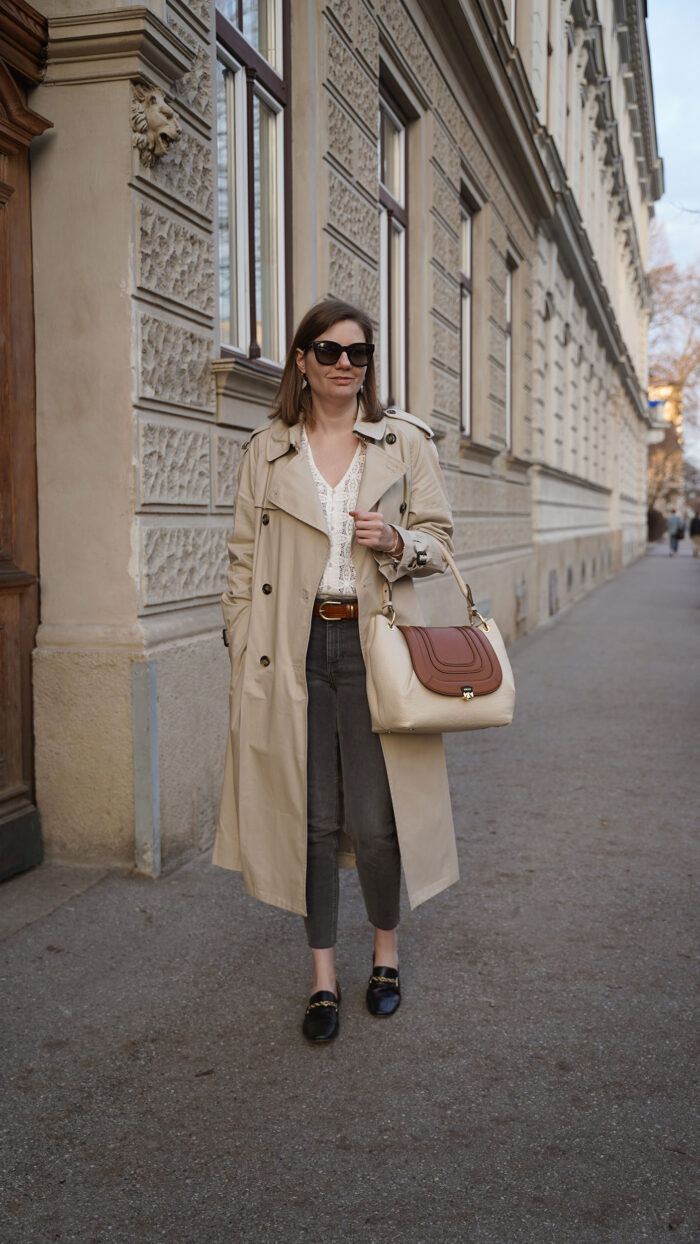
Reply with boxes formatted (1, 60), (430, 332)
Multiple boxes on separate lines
(461, 686), (474, 700)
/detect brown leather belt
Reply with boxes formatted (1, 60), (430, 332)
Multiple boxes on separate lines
(313, 598), (359, 621)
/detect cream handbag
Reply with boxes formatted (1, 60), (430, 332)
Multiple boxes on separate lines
(365, 548), (515, 734)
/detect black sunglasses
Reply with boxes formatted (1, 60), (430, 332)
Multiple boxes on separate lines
(309, 339), (374, 367)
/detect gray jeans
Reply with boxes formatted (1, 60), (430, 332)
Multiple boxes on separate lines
(304, 613), (401, 948)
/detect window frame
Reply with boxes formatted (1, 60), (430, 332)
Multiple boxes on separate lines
(505, 261), (513, 451)
(378, 87), (408, 409)
(459, 191), (474, 437)
(215, 2), (291, 365)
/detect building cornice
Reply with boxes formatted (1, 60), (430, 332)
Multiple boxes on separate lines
(44, 6), (194, 88)
(613, 0), (664, 202)
(416, 0), (555, 222)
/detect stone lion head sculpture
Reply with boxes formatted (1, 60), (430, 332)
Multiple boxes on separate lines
(132, 84), (182, 168)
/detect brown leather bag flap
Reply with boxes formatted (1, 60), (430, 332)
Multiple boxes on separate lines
(397, 624), (503, 698)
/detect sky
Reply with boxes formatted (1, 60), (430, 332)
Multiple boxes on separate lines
(646, 0), (700, 267)
(645, 2), (700, 467)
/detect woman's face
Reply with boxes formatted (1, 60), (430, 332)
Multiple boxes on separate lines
(297, 319), (369, 406)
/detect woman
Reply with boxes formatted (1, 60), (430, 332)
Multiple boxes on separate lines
(213, 298), (459, 1042)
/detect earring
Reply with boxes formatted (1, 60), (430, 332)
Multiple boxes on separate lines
(300, 373), (308, 389)
(358, 382), (364, 393)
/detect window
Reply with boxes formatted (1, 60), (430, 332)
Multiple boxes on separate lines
(507, 1), (516, 44)
(216, 2), (287, 363)
(505, 261), (514, 450)
(459, 197), (473, 436)
(379, 93), (407, 407)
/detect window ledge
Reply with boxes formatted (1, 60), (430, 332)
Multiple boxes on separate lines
(459, 437), (501, 464)
(213, 354), (282, 429)
(505, 453), (534, 474)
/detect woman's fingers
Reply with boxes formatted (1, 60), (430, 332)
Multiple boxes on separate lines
(349, 509), (394, 550)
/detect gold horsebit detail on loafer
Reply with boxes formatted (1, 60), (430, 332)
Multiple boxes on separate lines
(369, 975), (399, 985)
(305, 999), (338, 1012)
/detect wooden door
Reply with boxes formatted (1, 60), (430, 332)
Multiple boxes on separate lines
(0, 0), (51, 880)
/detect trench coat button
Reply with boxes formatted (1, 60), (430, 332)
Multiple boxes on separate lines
(386, 432), (397, 444)
(262, 583), (272, 595)
(260, 655), (270, 667)
(399, 502), (407, 514)
(241, 441), (249, 452)
(261, 513), (269, 525)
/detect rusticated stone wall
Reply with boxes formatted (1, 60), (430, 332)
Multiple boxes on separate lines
(320, 0), (538, 638)
(132, 0), (236, 631)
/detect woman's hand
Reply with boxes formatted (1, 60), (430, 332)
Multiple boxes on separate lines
(349, 509), (403, 556)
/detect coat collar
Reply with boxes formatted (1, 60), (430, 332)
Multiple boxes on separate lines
(264, 413), (406, 533)
(265, 412), (387, 460)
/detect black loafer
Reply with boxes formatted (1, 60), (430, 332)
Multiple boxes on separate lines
(302, 984), (341, 1042)
(366, 965), (400, 1017)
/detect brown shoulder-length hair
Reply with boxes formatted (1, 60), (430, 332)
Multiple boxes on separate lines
(270, 298), (384, 426)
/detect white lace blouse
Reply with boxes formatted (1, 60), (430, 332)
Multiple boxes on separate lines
(301, 427), (366, 597)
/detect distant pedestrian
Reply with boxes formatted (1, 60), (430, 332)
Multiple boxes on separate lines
(213, 298), (457, 1043)
(667, 510), (684, 555)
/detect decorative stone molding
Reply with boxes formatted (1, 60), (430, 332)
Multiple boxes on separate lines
(174, 0), (210, 32)
(44, 8), (194, 88)
(213, 357), (282, 428)
(432, 367), (460, 420)
(139, 421), (210, 507)
(167, 8), (212, 126)
(131, 82), (181, 168)
(141, 526), (228, 607)
(376, 0), (434, 100)
(328, 239), (355, 299)
(325, 25), (376, 133)
(357, 264), (379, 317)
(138, 203), (214, 316)
(138, 313), (215, 412)
(214, 435), (244, 508)
(327, 167), (378, 255)
(138, 122), (213, 219)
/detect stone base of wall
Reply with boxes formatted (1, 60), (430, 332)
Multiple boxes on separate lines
(33, 648), (136, 867)
(33, 633), (229, 874)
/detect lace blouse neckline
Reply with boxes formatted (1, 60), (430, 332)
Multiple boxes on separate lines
(301, 427), (362, 491)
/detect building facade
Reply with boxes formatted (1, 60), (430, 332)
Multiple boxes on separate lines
(0, 0), (662, 877)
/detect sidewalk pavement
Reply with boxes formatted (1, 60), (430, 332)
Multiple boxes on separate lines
(1, 551), (698, 1244)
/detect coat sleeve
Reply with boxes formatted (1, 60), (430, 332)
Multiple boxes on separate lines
(222, 440), (257, 669)
(374, 435), (453, 582)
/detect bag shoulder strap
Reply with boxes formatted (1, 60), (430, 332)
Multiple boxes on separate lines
(381, 546), (488, 630)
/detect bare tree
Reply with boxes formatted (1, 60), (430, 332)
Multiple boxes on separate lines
(648, 222), (700, 432)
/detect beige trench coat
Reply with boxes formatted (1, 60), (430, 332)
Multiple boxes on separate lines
(213, 407), (459, 915)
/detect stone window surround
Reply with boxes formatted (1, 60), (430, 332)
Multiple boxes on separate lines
(214, 0), (291, 370)
(378, 80), (409, 410)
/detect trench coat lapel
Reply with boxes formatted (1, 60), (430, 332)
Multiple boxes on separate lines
(354, 440), (408, 513)
(265, 440), (328, 537)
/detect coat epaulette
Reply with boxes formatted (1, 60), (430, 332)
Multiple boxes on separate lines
(385, 407), (434, 439)
(241, 422), (269, 453)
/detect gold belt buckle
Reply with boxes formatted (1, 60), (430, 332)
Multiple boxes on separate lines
(318, 599), (343, 620)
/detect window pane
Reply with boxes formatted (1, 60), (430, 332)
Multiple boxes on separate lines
(216, 60), (237, 346)
(380, 104), (404, 205)
(253, 93), (280, 361)
(460, 207), (471, 277)
(243, 0), (280, 71)
(461, 287), (471, 435)
(390, 220), (405, 407)
(505, 269), (513, 449)
(217, 1), (239, 28)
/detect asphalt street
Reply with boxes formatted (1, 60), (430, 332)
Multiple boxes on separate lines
(1, 544), (698, 1243)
